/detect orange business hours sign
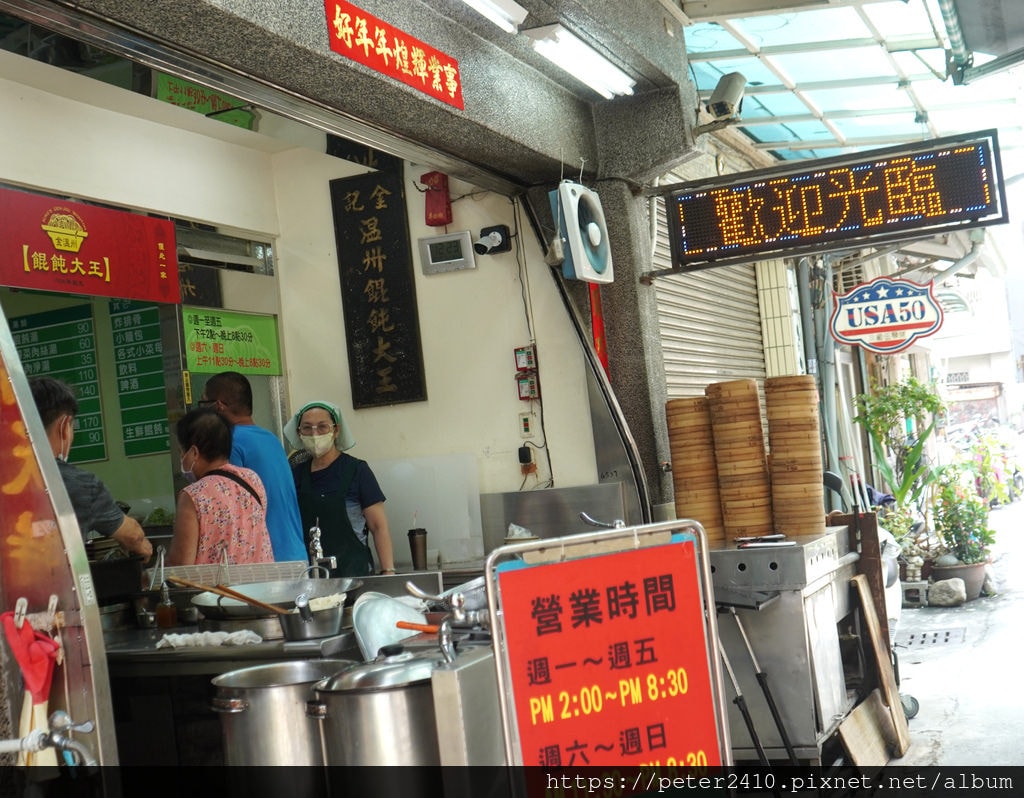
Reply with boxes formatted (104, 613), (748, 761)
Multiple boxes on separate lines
(324, 0), (465, 110)
(0, 187), (180, 304)
(498, 540), (721, 767)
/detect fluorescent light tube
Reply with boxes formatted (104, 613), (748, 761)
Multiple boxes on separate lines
(459, 0), (528, 33)
(524, 24), (636, 99)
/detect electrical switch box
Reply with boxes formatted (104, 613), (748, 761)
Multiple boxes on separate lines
(517, 373), (540, 401)
(514, 345), (536, 371)
(518, 413), (533, 437)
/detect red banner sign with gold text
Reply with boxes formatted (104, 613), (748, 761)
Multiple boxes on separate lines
(0, 187), (180, 304)
(324, 0), (464, 110)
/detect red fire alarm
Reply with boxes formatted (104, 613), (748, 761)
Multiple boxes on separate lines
(420, 171), (453, 227)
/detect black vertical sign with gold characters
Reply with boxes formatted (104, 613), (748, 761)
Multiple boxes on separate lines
(330, 170), (426, 408)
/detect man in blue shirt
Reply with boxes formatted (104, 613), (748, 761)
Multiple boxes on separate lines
(200, 372), (307, 563)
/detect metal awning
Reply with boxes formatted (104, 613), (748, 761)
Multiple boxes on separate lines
(682, 0), (1024, 181)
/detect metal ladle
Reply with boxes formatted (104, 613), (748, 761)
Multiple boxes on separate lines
(295, 593), (313, 622)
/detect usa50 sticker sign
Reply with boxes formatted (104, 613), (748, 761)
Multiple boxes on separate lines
(830, 275), (944, 354)
(494, 533), (723, 768)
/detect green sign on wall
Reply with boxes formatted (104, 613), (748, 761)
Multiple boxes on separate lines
(108, 300), (169, 457)
(154, 72), (255, 130)
(182, 307), (282, 375)
(9, 304), (106, 463)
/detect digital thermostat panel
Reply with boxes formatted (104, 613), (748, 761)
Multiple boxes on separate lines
(665, 129), (1007, 272)
(418, 230), (476, 275)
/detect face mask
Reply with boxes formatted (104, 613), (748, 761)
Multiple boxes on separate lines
(301, 433), (335, 458)
(57, 416), (72, 462)
(180, 449), (197, 483)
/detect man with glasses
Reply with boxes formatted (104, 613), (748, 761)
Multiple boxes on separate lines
(29, 377), (152, 559)
(199, 372), (306, 563)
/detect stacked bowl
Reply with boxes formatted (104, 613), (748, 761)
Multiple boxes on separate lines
(666, 396), (725, 549)
(705, 379), (774, 540)
(765, 375), (825, 536)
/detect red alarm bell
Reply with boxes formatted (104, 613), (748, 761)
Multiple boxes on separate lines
(420, 171), (453, 227)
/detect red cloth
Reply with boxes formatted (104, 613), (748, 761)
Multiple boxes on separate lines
(1, 611), (60, 703)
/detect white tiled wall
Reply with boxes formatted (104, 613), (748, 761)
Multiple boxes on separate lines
(757, 260), (805, 376)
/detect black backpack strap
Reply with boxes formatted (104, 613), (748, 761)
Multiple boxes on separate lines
(206, 468), (263, 507)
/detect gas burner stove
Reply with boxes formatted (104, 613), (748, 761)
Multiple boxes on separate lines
(394, 627), (492, 654)
(283, 630), (357, 658)
(456, 629), (492, 647)
(709, 524), (853, 592)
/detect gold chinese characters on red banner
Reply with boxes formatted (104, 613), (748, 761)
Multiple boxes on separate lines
(0, 186), (180, 304)
(324, 0), (465, 110)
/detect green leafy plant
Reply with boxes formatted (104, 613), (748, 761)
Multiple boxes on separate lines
(932, 467), (995, 565)
(144, 507), (175, 526)
(883, 495), (948, 560)
(963, 432), (1011, 507)
(854, 376), (945, 511)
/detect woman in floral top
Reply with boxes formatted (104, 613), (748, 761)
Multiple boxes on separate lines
(168, 407), (274, 566)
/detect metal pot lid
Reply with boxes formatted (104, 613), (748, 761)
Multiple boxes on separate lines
(316, 650), (439, 692)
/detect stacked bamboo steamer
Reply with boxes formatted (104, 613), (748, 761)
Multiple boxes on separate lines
(705, 379), (774, 539)
(665, 397), (726, 549)
(765, 375), (825, 536)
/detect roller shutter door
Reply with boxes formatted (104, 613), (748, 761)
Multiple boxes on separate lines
(653, 198), (766, 398)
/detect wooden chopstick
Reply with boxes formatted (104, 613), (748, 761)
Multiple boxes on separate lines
(166, 576), (290, 616)
(213, 583), (291, 616)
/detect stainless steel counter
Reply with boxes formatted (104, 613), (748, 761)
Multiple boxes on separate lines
(103, 570), (447, 678)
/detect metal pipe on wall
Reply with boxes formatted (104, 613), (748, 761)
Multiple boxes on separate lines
(816, 257), (842, 480)
(797, 258), (817, 378)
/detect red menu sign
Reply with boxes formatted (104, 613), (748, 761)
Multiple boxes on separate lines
(497, 539), (722, 767)
(0, 187), (180, 304)
(324, 0), (465, 110)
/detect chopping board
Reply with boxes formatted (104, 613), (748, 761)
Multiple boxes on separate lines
(851, 574), (910, 755)
(838, 688), (897, 765)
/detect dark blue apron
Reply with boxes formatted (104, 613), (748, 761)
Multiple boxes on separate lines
(296, 457), (373, 577)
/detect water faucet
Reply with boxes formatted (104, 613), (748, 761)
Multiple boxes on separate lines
(438, 617), (457, 664)
(46, 711), (97, 769)
(579, 511), (625, 529)
(308, 518), (336, 575)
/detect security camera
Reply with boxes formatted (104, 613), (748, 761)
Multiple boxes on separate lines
(474, 224), (512, 255)
(707, 72), (746, 121)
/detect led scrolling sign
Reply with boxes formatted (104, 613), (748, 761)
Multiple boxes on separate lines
(665, 130), (1007, 272)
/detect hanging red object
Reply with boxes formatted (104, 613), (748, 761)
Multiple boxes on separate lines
(2, 609), (61, 766)
(420, 171), (452, 226)
(589, 283), (610, 379)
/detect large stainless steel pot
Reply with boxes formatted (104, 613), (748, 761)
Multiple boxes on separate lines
(310, 650), (442, 766)
(211, 658), (352, 765)
(192, 577), (362, 619)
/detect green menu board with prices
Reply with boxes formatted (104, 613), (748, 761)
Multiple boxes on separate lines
(108, 300), (169, 457)
(8, 304), (106, 463)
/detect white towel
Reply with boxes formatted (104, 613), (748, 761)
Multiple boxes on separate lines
(156, 630), (263, 648)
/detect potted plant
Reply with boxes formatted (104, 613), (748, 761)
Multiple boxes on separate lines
(929, 465), (995, 600)
(854, 376), (945, 508)
(854, 376), (946, 565)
